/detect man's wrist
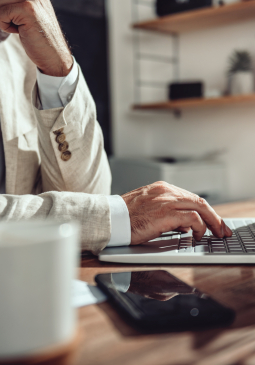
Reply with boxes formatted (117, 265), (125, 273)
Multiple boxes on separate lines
(39, 53), (73, 77)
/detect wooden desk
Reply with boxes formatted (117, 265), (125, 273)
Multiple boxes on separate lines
(77, 200), (255, 365)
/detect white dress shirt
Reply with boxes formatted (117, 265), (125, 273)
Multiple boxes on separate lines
(36, 58), (131, 248)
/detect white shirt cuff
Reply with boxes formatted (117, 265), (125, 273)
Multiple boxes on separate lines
(106, 195), (131, 247)
(36, 56), (79, 110)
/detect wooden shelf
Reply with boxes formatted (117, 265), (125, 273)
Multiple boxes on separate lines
(132, 1), (255, 34)
(133, 94), (255, 111)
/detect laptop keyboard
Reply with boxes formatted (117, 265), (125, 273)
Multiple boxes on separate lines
(156, 219), (255, 254)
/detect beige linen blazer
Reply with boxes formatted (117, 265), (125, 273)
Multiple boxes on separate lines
(0, 34), (112, 255)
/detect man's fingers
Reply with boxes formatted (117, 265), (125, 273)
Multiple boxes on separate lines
(160, 182), (232, 238)
(169, 195), (231, 238)
(173, 227), (191, 233)
(0, 1), (35, 32)
(171, 210), (207, 241)
(1, 23), (19, 33)
(0, 3), (20, 32)
(223, 219), (232, 236)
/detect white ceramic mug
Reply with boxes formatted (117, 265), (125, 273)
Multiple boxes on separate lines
(0, 220), (80, 360)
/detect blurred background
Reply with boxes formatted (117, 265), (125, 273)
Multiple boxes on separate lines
(51, 0), (255, 206)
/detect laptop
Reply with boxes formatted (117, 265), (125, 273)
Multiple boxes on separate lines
(99, 218), (255, 264)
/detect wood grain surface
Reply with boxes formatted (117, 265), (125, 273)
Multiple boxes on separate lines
(76, 200), (255, 365)
(132, 0), (255, 34)
(133, 94), (255, 112)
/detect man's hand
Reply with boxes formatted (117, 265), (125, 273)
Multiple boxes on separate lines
(0, 0), (73, 76)
(122, 181), (232, 245)
(128, 271), (194, 301)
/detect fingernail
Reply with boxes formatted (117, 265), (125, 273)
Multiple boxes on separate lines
(221, 225), (225, 237)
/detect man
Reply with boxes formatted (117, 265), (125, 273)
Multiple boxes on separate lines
(0, 0), (232, 254)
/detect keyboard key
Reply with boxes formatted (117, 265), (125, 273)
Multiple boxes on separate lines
(178, 247), (194, 254)
(180, 240), (193, 245)
(233, 220), (246, 229)
(163, 236), (179, 240)
(212, 248), (227, 253)
(181, 235), (193, 240)
(247, 249), (255, 253)
(245, 220), (255, 225)
(223, 219), (235, 229)
(179, 245), (192, 249)
(181, 231), (193, 238)
(205, 229), (212, 236)
(160, 233), (181, 239)
(159, 244), (179, 250)
(195, 245), (209, 253)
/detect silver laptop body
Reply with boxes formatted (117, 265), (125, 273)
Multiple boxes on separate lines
(99, 218), (255, 264)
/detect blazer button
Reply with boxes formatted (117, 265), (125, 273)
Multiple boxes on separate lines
(56, 133), (66, 144)
(53, 128), (64, 135)
(61, 151), (72, 161)
(58, 141), (69, 153)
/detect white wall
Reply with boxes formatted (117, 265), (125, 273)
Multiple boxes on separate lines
(107, 0), (255, 201)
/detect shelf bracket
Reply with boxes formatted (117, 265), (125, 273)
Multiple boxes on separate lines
(132, 0), (180, 106)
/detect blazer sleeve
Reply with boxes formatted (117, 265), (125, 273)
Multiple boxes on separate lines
(0, 191), (111, 255)
(32, 65), (112, 196)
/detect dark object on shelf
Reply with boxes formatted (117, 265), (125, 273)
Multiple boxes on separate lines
(155, 0), (212, 17)
(169, 82), (204, 100)
(155, 156), (191, 163)
(156, 157), (177, 163)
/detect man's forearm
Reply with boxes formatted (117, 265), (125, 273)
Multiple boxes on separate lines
(0, 191), (111, 255)
(0, 0), (73, 76)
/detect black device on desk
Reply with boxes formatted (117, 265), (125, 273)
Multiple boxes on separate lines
(96, 270), (235, 333)
(156, 0), (212, 16)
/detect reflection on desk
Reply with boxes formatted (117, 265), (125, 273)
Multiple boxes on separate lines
(76, 199), (255, 365)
